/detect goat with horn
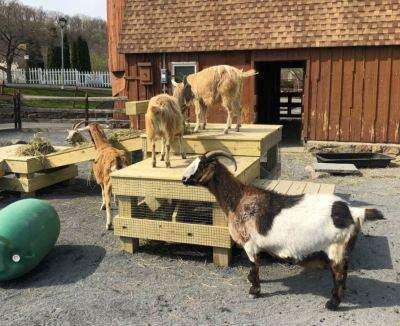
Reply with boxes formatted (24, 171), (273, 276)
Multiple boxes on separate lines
(182, 150), (384, 310)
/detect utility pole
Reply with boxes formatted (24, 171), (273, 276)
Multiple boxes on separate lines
(58, 17), (67, 90)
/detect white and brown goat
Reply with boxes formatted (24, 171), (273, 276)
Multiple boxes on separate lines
(68, 123), (129, 230)
(145, 93), (186, 168)
(173, 65), (258, 134)
(66, 121), (88, 146)
(182, 151), (384, 310)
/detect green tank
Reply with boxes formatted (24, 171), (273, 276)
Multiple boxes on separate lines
(0, 199), (60, 281)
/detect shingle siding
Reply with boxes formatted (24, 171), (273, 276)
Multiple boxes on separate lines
(119, 0), (400, 53)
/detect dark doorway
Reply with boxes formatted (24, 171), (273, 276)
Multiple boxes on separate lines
(255, 61), (305, 144)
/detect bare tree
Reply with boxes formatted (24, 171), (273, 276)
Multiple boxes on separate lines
(0, 0), (47, 82)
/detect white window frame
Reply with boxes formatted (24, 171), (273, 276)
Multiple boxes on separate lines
(171, 61), (198, 83)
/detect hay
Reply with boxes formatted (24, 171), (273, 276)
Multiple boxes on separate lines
(106, 129), (140, 146)
(17, 133), (56, 157)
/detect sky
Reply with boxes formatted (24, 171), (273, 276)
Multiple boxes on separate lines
(20, 0), (106, 19)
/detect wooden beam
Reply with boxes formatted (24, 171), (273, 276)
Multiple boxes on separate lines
(125, 100), (149, 116)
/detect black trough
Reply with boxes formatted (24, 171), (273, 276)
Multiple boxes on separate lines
(316, 152), (394, 168)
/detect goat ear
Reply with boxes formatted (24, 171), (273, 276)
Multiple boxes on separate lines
(172, 79), (179, 87)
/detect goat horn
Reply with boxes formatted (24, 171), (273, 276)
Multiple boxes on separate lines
(204, 150), (237, 171)
(77, 125), (91, 132)
(73, 120), (86, 130)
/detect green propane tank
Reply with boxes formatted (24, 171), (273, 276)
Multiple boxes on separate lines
(0, 199), (60, 281)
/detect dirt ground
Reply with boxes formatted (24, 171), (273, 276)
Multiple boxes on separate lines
(0, 123), (399, 326)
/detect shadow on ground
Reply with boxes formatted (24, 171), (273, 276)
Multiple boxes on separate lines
(266, 271), (400, 310)
(0, 244), (105, 289)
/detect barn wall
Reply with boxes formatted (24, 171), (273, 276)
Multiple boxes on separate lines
(107, 0), (127, 73)
(123, 46), (400, 143)
(303, 46), (400, 143)
(125, 51), (254, 127)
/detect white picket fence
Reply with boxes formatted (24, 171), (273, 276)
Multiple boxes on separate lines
(0, 68), (111, 88)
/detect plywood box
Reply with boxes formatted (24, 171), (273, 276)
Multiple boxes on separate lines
(111, 155), (260, 266)
(141, 123), (282, 157)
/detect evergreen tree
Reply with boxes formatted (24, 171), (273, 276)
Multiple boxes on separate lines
(47, 45), (61, 68)
(62, 33), (71, 69)
(79, 37), (91, 71)
(70, 38), (79, 69)
(71, 36), (92, 71)
(27, 42), (44, 69)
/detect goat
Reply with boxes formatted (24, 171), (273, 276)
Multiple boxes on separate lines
(173, 65), (258, 134)
(76, 123), (129, 230)
(182, 150), (384, 310)
(66, 121), (88, 146)
(145, 93), (186, 168)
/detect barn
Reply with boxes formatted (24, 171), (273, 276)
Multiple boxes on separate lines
(107, 0), (400, 144)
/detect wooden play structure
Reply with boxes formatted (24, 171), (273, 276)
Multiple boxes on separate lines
(112, 155), (260, 266)
(111, 124), (285, 266)
(0, 134), (142, 196)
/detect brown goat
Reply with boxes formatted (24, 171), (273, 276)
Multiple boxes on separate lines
(173, 65), (257, 134)
(145, 93), (186, 168)
(77, 123), (129, 230)
(182, 150), (384, 310)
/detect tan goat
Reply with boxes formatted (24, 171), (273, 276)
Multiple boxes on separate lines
(173, 65), (258, 134)
(145, 93), (186, 168)
(73, 123), (129, 230)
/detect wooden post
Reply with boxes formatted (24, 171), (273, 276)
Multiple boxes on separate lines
(84, 92), (89, 126)
(212, 205), (231, 267)
(17, 91), (22, 130)
(266, 145), (280, 177)
(72, 86), (78, 108)
(136, 115), (141, 130)
(13, 91), (22, 130)
(119, 196), (139, 254)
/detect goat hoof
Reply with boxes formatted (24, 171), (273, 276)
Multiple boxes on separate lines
(106, 224), (114, 231)
(223, 129), (229, 134)
(325, 299), (340, 311)
(248, 286), (260, 299)
(100, 204), (106, 211)
(152, 162), (156, 168)
(160, 156), (165, 161)
(181, 154), (187, 159)
(166, 162), (171, 168)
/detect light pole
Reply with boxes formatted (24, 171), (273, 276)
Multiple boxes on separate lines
(58, 17), (67, 89)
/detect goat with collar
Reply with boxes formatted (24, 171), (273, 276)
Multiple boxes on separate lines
(182, 150), (384, 310)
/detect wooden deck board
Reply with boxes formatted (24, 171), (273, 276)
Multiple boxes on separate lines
(254, 179), (335, 195)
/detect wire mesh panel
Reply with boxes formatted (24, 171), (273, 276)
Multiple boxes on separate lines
(133, 197), (214, 225)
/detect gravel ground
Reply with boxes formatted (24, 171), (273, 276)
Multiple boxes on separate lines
(0, 124), (399, 326)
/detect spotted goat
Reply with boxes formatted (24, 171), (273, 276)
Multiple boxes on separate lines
(173, 65), (258, 134)
(181, 150), (384, 310)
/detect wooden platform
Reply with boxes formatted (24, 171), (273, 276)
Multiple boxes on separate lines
(111, 155), (260, 267)
(142, 123), (282, 157)
(141, 123), (282, 178)
(253, 179), (336, 195)
(0, 136), (142, 174)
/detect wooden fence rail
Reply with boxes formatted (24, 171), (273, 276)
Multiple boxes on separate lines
(1, 93), (128, 130)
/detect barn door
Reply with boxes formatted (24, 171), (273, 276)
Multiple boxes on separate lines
(125, 62), (154, 129)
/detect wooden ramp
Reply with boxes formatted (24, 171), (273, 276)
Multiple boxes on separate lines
(253, 179), (335, 195)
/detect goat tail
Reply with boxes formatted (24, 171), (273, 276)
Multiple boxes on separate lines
(240, 69), (258, 78)
(350, 207), (385, 227)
